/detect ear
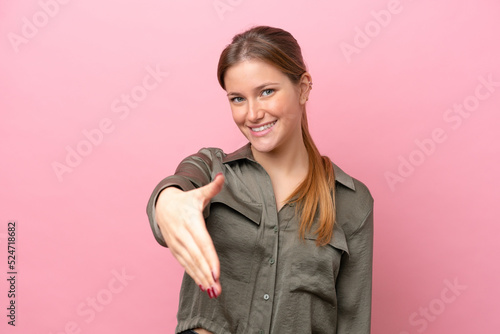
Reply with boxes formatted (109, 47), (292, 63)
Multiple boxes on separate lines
(298, 72), (313, 105)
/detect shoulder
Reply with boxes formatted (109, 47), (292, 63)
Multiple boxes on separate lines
(190, 147), (226, 160)
(176, 147), (227, 170)
(190, 144), (250, 161)
(175, 145), (251, 177)
(190, 143), (253, 165)
(332, 162), (374, 236)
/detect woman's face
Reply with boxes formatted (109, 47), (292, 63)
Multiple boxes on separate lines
(224, 59), (310, 155)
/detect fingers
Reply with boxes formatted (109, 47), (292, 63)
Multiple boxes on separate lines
(166, 224), (220, 296)
(183, 212), (221, 297)
(155, 173), (225, 298)
(199, 234), (221, 297)
(159, 202), (222, 297)
(193, 173), (224, 295)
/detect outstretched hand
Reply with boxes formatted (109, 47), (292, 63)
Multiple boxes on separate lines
(155, 173), (225, 298)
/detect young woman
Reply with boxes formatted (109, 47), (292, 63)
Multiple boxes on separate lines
(146, 25), (374, 334)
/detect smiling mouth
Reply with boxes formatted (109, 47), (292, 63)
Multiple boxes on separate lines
(250, 121), (277, 132)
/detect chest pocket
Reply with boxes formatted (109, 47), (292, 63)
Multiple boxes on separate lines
(289, 222), (349, 305)
(206, 189), (262, 283)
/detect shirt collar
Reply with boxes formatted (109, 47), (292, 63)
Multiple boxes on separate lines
(222, 143), (356, 191)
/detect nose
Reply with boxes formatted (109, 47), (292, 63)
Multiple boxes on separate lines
(247, 100), (264, 123)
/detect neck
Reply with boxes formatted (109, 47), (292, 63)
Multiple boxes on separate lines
(251, 134), (309, 178)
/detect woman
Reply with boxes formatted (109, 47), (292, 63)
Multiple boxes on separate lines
(146, 25), (374, 334)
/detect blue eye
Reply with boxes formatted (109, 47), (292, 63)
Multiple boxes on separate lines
(262, 89), (274, 96)
(230, 97), (245, 103)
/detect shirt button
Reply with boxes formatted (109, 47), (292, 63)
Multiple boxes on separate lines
(263, 294), (270, 301)
(269, 258), (275, 265)
(273, 226), (278, 233)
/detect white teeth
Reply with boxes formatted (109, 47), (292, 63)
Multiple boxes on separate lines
(251, 121), (276, 132)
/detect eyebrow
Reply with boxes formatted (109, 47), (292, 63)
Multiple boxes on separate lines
(226, 82), (280, 96)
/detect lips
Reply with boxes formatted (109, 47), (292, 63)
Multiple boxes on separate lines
(249, 120), (277, 132)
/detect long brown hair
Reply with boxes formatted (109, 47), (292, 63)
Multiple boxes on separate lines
(217, 26), (336, 246)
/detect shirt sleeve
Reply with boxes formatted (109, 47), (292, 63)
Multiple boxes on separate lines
(335, 208), (374, 333)
(145, 148), (216, 247)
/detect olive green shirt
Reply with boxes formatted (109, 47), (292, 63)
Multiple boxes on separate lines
(146, 143), (374, 334)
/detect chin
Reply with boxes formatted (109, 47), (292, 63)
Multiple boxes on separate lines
(249, 140), (278, 154)
(241, 129), (280, 153)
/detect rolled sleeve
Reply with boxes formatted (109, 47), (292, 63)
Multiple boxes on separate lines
(335, 208), (374, 333)
(145, 149), (216, 247)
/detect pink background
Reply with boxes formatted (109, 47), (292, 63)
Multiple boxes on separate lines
(1, 0), (499, 333)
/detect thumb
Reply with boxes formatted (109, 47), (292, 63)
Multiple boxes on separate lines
(198, 173), (225, 206)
